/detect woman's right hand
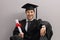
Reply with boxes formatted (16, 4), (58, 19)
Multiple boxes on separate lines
(18, 32), (24, 38)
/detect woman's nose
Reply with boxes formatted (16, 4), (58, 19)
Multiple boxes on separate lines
(29, 13), (31, 15)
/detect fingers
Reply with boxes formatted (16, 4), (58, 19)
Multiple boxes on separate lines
(40, 25), (46, 36)
(18, 33), (24, 38)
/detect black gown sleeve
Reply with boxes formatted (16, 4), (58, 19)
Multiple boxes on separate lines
(37, 19), (42, 29)
(13, 21), (21, 35)
(41, 21), (53, 40)
(13, 27), (20, 35)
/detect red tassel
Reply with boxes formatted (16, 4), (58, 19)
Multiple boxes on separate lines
(16, 23), (22, 28)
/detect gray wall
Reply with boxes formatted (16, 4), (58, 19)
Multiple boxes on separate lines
(0, 0), (60, 40)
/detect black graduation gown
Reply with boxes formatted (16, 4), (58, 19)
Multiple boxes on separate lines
(13, 19), (41, 40)
(13, 19), (53, 40)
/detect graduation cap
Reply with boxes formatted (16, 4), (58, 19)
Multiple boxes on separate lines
(21, 3), (38, 19)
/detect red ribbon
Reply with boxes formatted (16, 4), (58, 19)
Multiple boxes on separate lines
(16, 23), (22, 28)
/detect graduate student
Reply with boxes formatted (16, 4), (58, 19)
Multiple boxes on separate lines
(10, 3), (53, 40)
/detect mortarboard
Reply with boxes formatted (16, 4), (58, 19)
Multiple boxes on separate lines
(21, 3), (38, 19)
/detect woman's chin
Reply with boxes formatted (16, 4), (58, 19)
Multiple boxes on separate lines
(28, 18), (33, 20)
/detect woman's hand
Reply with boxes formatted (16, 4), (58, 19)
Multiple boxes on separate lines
(40, 25), (46, 36)
(18, 32), (24, 38)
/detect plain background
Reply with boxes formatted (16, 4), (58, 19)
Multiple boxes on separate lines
(0, 0), (60, 40)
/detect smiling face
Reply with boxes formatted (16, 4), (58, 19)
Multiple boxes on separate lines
(25, 10), (35, 21)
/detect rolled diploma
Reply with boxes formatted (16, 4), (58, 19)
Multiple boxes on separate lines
(16, 19), (23, 34)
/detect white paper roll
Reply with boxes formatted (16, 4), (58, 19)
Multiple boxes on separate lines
(15, 19), (23, 34)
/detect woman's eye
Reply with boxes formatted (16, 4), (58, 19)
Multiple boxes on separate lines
(27, 12), (29, 13)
